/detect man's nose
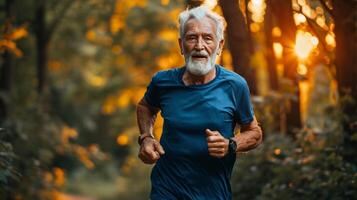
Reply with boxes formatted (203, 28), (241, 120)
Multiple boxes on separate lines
(194, 37), (205, 50)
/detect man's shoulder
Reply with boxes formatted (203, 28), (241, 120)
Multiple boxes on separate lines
(151, 67), (182, 84)
(218, 65), (248, 87)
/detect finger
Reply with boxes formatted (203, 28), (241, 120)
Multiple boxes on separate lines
(141, 146), (158, 160)
(206, 129), (218, 136)
(208, 147), (226, 154)
(142, 157), (156, 164)
(149, 150), (160, 160)
(138, 153), (155, 164)
(207, 135), (225, 143)
(154, 142), (165, 155)
(207, 142), (226, 148)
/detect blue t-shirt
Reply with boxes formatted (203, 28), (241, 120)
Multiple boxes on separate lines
(144, 65), (254, 200)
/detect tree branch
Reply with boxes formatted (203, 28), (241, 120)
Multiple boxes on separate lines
(305, 16), (329, 53)
(47, 0), (75, 42)
(318, 0), (334, 18)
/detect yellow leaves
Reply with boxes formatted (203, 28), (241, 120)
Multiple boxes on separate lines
(161, 0), (170, 6)
(168, 8), (182, 22)
(101, 87), (146, 115)
(86, 30), (96, 41)
(0, 40), (23, 57)
(61, 126), (78, 144)
(117, 134), (129, 146)
(110, 14), (124, 34)
(117, 89), (132, 109)
(53, 167), (65, 187)
(325, 32), (336, 50)
(132, 87), (146, 105)
(274, 148), (281, 155)
(302, 5), (315, 19)
(86, 28), (113, 46)
(221, 49), (233, 71)
(294, 13), (307, 25)
(102, 96), (117, 115)
(156, 55), (181, 70)
(111, 0), (148, 34)
(159, 29), (177, 41)
(74, 145), (95, 169)
(84, 71), (107, 87)
(42, 167), (66, 187)
(7, 26), (28, 40)
(316, 16), (328, 30)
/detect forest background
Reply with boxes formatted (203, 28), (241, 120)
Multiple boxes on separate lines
(0, 0), (356, 199)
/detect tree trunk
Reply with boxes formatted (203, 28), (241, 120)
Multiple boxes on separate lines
(35, 2), (48, 93)
(264, 0), (279, 90)
(270, 0), (301, 132)
(0, 0), (15, 122)
(219, 0), (257, 95)
(332, 0), (357, 162)
(332, 0), (357, 100)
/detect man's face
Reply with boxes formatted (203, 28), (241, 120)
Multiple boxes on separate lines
(179, 17), (224, 76)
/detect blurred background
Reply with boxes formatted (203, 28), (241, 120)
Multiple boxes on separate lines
(0, 0), (356, 199)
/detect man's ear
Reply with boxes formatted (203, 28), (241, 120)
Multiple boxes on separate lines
(217, 39), (225, 55)
(178, 38), (183, 55)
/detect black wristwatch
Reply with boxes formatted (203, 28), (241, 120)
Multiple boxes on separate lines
(138, 134), (154, 145)
(228, 138), (238, 154)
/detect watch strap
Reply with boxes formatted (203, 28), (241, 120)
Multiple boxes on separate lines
(138, 134), (154, 145)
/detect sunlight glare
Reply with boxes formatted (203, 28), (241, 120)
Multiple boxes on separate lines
(295, 31), (315, 59)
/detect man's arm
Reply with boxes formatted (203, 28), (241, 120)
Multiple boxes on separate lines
(233, 116), (263, 153)
(136, 98), (165, 164)
(206, 116), (263, 158)
(137, 98), (159, 139)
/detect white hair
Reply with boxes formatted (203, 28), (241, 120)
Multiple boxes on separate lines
(178, 6), (226, 41)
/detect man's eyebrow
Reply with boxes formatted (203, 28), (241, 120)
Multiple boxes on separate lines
(185, 32), (214, 36)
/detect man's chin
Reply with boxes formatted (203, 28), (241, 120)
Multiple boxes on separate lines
(186, 63), (213, 76)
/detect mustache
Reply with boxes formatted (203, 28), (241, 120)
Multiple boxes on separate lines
(190, 51), (208, 57)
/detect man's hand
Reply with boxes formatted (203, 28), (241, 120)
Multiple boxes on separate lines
(138, 137), (165, 164)
(206, 129), (229, 158)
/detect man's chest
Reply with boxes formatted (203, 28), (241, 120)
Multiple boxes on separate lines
(159, 86), (237, 135)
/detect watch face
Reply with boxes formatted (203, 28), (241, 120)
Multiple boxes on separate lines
(229, 139), (237, 153)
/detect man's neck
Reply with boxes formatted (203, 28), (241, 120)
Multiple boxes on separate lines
(182, 66), (216, 86)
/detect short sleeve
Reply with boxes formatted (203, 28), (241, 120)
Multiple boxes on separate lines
(144, 73), (161, 108)
(235, 81), (254, 125)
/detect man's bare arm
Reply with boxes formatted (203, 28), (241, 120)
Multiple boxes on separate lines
(136, 98), (159, 138)
(234, 116), (263, 153)
(136, 98), (164, 164)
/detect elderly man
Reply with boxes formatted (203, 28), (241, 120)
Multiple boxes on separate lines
(137, 6), (262, 200)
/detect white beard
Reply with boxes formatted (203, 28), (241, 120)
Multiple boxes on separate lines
(185, 48), (218, 76)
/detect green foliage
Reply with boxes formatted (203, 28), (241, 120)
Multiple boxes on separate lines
(232, 98), (357, 200)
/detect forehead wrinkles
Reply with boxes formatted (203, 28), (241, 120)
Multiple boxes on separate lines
(183, 17), (217, 36)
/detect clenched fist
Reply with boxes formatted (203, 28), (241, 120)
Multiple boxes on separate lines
(206, 129), (229, 158)
(138, 137), (165, 164)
